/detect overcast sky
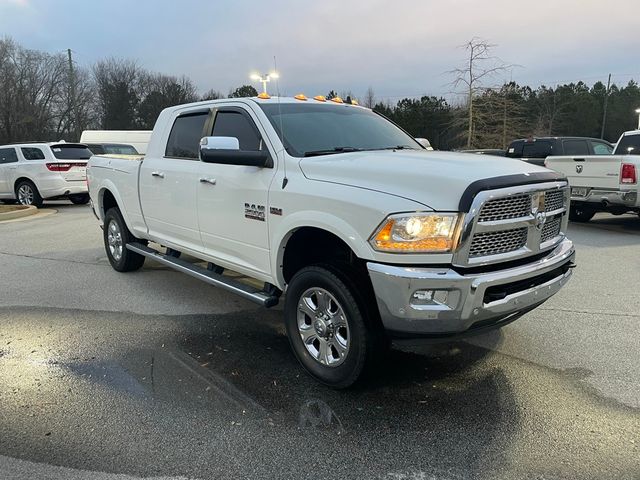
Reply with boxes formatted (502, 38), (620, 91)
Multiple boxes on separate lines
(1, 0), (639, 102)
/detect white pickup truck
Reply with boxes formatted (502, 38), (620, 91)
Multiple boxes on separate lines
(545, 130), (640, 222)
(87, 96), (576, 387)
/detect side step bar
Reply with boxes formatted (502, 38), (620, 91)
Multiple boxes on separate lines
(126, 243), (279, 308)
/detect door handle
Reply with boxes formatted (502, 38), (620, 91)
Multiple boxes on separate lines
(199, 177), (217, 185)
(151, 171), (165, 178)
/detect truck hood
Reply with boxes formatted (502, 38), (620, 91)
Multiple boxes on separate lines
(299, 150), (552, 210)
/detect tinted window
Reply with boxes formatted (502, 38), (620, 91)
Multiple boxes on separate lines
(21, 147), (45, 160)
(521, 141), (553, 158)
(165, 112), (209, 158)
(212, 111), (262, 151)
(562, 140), (589, 156)
(51, 145), (93, 160)
(258, 103), (421, 157)
(615, 134), (640, 155)
(591, 141), (613, 155)
(0, 148), (18, 164)
(506, 141), (524, 158)
(86, 144), (105, 154)
(94, 144), (139, 155)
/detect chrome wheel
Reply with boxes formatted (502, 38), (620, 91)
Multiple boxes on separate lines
(17, 184), (34, 205)
(297, 287), (350, 367)
(107, 220), (123, 261)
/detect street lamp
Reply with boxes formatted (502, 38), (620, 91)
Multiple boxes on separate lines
(250, 72), (279, 94)
(635, 108), (640, 130)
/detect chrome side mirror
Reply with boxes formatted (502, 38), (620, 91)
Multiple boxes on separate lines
(200, 136), (239, 151)
(199, 136), (272, 168)
(415, 138), (433, 150)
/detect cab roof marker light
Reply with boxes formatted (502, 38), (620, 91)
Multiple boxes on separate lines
(330, 97), (344, 104)
(294, 94), (307, 101)
(257, 92), (271, 99)
(314, 95), (326, 102)
(351, 99), (359, 105)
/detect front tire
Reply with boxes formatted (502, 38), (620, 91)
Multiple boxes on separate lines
(15, 180), (43, 207)
(69, 194), (90, 205)
(569, 204), (596, 222)
(284, 265), (383, 388)
(103, 207), (146, 272)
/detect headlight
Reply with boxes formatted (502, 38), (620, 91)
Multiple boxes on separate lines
(369, 213), (461, 253)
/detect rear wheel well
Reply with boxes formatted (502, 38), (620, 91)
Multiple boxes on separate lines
(282, 227), (364, 284)
(14, 177), (36, 193)
(101, 189), (118, 217)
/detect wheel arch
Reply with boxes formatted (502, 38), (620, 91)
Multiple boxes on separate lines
(97, 184), (135, 232)
(274, 214), (373, 289)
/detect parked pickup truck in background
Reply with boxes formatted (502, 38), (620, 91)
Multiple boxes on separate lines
(506, 136), (613, 166)
(87, 96), (576, 387)
(545, 130), (640, 222)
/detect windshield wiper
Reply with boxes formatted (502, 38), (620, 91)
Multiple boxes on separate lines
(303, 147), (362, 157)
(374, 145), (418, 151)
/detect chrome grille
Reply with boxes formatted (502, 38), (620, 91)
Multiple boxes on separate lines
(478, 194), (530, 222)
(455, 182), (570, 267)
(541, 216), (562, 243)
(544, 190), (564, 212)
(468, 227), (528, 258)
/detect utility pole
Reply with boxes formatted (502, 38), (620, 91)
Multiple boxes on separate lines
(600, 73), (611, 139)
(67, 49), (77, 139)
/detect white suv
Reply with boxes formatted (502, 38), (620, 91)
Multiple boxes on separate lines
(0, 142), (91, 207)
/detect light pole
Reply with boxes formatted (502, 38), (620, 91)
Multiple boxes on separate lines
(250, 72), (279, 94)
(635, 108), (640, 130)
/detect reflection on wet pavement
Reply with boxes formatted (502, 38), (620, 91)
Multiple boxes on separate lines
(0, 307), (638, 480)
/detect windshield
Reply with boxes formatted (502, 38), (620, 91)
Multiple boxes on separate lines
(50, 144), (93, 160)
(258, 103), (422, 157)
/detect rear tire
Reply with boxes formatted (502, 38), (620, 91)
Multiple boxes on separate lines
(15, 180), (43, 208)
(69, 194), (90, 205)
(103, 207), (146, 272)
(284, 264), (385, 389)
(569, 204), (596, 222)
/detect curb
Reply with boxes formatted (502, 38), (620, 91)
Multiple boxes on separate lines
(0, 205), (38, 221)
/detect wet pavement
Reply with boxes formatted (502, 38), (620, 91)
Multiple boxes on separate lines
(0, 204), (639, 479)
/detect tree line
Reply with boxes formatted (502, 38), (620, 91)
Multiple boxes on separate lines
(1, 36), (639, 149)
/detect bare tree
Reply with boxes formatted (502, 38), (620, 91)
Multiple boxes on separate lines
(201, 88), (223, 101)
(363, 86), (375, 108)
(93, 58), (139, 129)
(448, 38), (513, 148)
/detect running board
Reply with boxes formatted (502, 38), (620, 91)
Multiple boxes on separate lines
(126, 243), (279, 308)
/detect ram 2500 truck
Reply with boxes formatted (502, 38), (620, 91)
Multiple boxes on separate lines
(87, 96), (576, 388)
(545, 130), (640, 222)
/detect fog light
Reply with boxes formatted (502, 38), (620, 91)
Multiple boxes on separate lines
(411, 289), (449, 306)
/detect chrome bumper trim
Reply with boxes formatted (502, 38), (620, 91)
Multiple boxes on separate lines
(367, 239), (575, 336)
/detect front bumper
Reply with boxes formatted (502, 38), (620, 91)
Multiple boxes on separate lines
(367, 239), (575, 337)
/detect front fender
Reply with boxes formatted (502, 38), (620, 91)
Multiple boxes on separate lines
(270, 211), (372, 289)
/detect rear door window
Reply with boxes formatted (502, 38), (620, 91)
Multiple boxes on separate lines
(21, 147), (45, 160)
(562, 139), (589, 156)
(521, 141), (553, 158)
(614, 135), (640, 155)
(211, 111), (262, 151)
(50, 145), (93, 160)
(165, 112), (209, 159)
(590, 141), (613, 155)
(0, 148), (18, 164)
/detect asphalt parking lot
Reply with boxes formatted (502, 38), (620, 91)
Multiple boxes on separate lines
(0, 203), (638, 480)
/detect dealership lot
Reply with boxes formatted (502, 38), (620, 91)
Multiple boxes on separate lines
(0, 204), (638, 479)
